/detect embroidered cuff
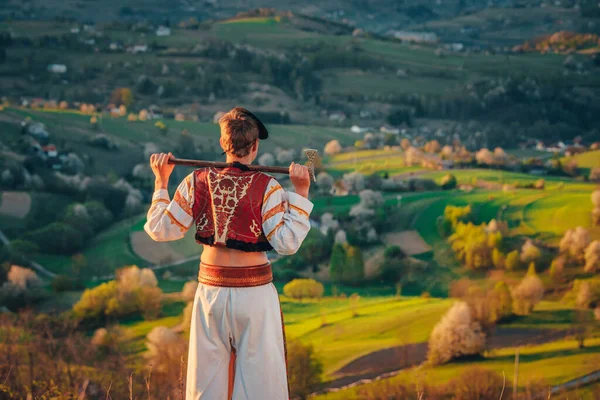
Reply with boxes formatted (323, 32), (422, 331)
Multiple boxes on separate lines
(288, 192), (314, 216)
(152, 189), (169, 201)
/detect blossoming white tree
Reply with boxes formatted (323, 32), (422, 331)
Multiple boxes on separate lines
(427, 302), (486, 365)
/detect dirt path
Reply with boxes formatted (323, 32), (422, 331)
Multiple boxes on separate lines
(320, 327), (570, 392)
(0, 191), (32, 218)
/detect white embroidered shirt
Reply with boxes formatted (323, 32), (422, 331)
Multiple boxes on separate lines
(144, 172), (314, 255)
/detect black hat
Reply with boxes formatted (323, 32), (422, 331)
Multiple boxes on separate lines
(233, 107), (268, 140)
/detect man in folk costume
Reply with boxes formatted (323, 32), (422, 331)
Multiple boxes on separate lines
(144, 107), (313, 399)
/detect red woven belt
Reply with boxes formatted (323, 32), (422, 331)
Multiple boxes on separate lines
(198, 262), (273, 287)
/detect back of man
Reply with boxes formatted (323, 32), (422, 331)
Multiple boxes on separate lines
(144, 107), (313, 399)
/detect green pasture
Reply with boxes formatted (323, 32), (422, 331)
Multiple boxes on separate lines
(321, 69), (460, 97)
(213, 17), (324, 48)
(420, 168), (591, 190)
(522, 191), (599, 243)
(286, 297), (452, 378)
(562, 150), (600, 175)
(316, 337), (600, 400)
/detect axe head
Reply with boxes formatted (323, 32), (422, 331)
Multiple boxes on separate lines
(304, 149), (318, 182)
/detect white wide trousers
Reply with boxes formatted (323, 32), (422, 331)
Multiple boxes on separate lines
(186, 282), (289, 400)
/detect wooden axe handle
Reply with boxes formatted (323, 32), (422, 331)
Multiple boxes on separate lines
(168, 157), (290, 174)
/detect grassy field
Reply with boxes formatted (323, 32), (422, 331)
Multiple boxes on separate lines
(420, 168), (592, 189)
(561, 150), (600, 175)
(316, 337), (600, 399)
(284, 296), (452, 378)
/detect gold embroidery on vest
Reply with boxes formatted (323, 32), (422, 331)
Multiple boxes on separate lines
(207, 168), (255, 244)
(196, 213), (208, 231)
(250, 220), (261, 238)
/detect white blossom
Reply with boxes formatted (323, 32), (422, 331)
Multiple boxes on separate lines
(427, 302), (486, 365)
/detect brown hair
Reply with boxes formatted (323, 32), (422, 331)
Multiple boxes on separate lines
(219, 108), (259, 157)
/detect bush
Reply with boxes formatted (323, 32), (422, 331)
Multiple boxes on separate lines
(565, 279), (600, 309)
(137, 286), (162, 320)
(441, 173), (457, 190)
(559, 226), (591, 262)
(520, 239), (541, 264)
(83, 201), (113, 232)
(427, 302), (486, 365)
(287, 339), (323, 400)
(145, 326), (186, 374)
(584, 241), (600, 273)
(181, 280), (199, 302)
(512, 274), (544, 315)
(73, 266), (163, 321)
(324, 140), (342, 155)
(384, 246), (405, 259)
(24, 222), (85, 254)
(505, 250), (520, 271)
(448, 222), (503, 270)
(492, 248), (505, 269)
(444, 205), (472, 227)
(73, 280), (119, 320)
(490, 281), (513, 322)
(283, 279), (324, 300)
(51, 275), (77, 292)
(86, 178), (129, 218)
(449, 367), (508, 400)
(328, 243), (346, 283)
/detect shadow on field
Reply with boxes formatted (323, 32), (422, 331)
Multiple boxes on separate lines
(325, 326), (572, 390)
(489, 344), (600, 364)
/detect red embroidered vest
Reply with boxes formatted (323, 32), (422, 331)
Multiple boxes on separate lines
(192, 167), (274, 252)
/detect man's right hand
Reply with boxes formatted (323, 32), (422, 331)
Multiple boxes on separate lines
(150, 152), (175, 190)
(289, 162), (310, 198)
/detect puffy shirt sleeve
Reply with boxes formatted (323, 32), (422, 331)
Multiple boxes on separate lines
(144, 172), (195, 242)
(261, 178), (314, 255)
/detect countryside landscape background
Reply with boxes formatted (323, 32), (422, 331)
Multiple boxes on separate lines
(1, 0), (600, 398)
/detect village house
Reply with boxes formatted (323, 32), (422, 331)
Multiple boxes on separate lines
(390, 30), (438, 43)
(156, 26), (171, 36)
(129, 44), (149, 54)
(328, 111), (346, 122)
(148, 105), (163, 119)
(330, 180), (349, 197)
(380, 125), (400, 134)
(351, 125), (373, 134)
(47, 64), (67, 74)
